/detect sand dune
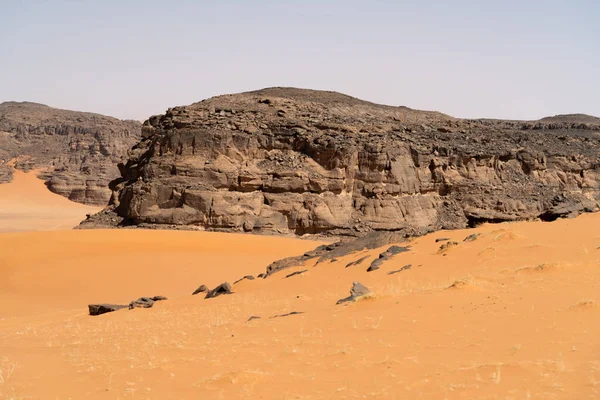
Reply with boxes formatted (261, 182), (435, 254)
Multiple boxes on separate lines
(2, 209), (600, 398)
(0, 169), (102, 232)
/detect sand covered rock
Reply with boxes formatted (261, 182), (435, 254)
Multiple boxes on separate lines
(205, 282), (232, 299)
(367, 245), (410, 272)
(192, 284), (209, 295)
(129, 295), (168, 309)
(88, 303), (127, 316)
(80, 87), (600, 233)
(337, 282), (373, 304)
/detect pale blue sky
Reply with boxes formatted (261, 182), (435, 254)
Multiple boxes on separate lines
(1, 0), (598, 121)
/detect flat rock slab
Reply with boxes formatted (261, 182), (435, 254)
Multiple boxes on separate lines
(337, 281), (372, 304)
(205, 282), (232, 299)
(88, 304), (127, 316)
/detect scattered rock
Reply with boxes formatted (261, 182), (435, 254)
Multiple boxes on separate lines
(435, 237), (451, 243)
(233, 275), (255, 284)
(336, 281), (373, 304)
(285, 270), (307, 278)
(367, 245), (410, 271)
(129, 296), (168, 309)
(205, 282), (233, 299)
(464, 233), (481, 242)
(345, 255), (370, 268)
(88, 304), (127, 316)
(192, 284), (209, 295)
(388, 264), (413, 275)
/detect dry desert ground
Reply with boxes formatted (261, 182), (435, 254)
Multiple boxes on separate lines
(1, 171), (600, 399)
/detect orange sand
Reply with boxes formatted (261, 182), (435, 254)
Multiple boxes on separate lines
(1, 175), (600, 399)
(0, 170), (102, 232)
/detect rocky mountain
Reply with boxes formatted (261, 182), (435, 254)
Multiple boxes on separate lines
(0, 102), (141, 204)
(81, 88), (600, 236)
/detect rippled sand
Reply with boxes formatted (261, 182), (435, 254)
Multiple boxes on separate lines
(1, 171), (600, 399)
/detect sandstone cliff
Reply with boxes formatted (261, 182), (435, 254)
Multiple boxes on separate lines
(0, 102), (141, 204)
(82, 88), (600, 235)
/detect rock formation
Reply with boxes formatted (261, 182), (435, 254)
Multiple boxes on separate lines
(81, 87), (600, 233)
(0, 101), (141, 204)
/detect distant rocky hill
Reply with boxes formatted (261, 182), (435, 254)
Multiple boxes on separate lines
(81, 87), (600, 236)
(0, 102), (141, 204)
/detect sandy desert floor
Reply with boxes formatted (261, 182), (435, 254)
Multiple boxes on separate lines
(1, 173), (600, 399)
(0, 170), (102, 232)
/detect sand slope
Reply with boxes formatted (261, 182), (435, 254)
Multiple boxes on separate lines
(0, 169), (102, 232)
(2, 212), (600, 399)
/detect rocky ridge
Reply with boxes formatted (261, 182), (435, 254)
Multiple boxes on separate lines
(81, 87), (600, 234)
(0, 101), (141, 204)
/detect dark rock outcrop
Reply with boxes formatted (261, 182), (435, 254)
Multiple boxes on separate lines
(205, 282), (232, 299)
(88, 304), (127, 316)
(367, 245), (410, 272)
(263, 231), (409, 277)
(79, 87), (600, 232)
(0, 101), (141, 204)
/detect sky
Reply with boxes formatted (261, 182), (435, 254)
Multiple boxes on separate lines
(1, 0), (598, 121)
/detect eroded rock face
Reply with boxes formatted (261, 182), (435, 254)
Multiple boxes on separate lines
(83, 88), (600, 233)
(0, 102), (141, 205)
